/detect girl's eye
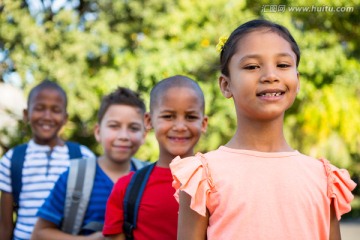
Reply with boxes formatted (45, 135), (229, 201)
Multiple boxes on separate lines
(244, 65), (259, 70)
(278, 63), (290, 68)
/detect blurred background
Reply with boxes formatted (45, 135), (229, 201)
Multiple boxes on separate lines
(1, 0), (359, 218)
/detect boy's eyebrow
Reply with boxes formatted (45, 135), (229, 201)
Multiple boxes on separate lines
(129, 122), (143, 125)
(159, 109), (201, 114)
(185, 110), (201, 114)
(158, 110), (173, 114)
(105, 120), (143, 124)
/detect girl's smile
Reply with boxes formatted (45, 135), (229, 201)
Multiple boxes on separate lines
(220, 30), (299, 121)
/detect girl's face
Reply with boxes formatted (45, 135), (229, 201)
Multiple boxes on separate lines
(24, 88), (68, 147)
(219, 30), (299, 121)
(95, 105), (146, 164)
(146, 87), (208, 161)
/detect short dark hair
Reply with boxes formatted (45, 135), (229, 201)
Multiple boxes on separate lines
(28, 79), (67, 108)
(97, 87), (146, 123)
(220, 19), (300, 76)
(150, 75), (205, 114)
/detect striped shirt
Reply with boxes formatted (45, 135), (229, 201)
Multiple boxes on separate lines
(0, 140), (95, 240)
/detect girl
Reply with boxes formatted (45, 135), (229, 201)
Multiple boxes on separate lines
(103, 75), (208, 240)
(170, 19), (356, 240)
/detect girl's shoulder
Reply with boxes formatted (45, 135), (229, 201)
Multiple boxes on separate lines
(318, 158), (357, 218)
(170, 152), (216, 217)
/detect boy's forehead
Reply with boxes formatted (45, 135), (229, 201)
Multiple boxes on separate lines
(102, 104), (144, 120)
(158, 86), (203, 101)
(107, 104), (144, 114)
(150, 82), (205, 114)
(156, 87), (204, 111)
(30, 88), (65, 101)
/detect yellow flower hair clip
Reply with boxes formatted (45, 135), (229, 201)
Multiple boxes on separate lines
(216, 35), (229, 53)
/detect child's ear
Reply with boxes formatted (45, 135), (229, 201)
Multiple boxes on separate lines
(144, 112), (152, 132)
(141, 119), (148, 144)
(23, 109), (28, 123)
(141, 129), (147, 145)
(201, 115), (208, 133)
(296, 71), (300, 94)
(63, 112), (69, 125)
(219, 74), (232, 98)
(94, 123), (101, 142)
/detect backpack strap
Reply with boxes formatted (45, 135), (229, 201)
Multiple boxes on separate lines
(131, 157), (150, 171)
(10, 142), (81, 214)
(65, 141), (83, 159)
(62, 157), (97, 235)
(81, 221), (104, 232)
(123, 162), (156, 240)
(78, 159), (149, 235)
(10, 144), (28, 212)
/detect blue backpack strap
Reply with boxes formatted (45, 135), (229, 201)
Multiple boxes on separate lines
(65, 141), (82, 159)
(10, 144), (28, 211)
(123, 162), (156, 240)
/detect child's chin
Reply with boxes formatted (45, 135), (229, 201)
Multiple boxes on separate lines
(170, 149), (192, 158)
(33, 135), (58, 145)
(113, 158), (130, 164)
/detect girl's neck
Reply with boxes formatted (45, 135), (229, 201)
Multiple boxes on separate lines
(227, 118), (293, 152)
(97, 156), (131, 183)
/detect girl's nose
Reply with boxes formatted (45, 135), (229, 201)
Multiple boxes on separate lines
(260, 66), (279, 83)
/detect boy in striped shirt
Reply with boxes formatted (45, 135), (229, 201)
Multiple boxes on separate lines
(0, 80), (95, 240)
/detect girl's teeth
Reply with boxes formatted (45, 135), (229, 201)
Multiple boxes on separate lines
(263, 92), (281, 96)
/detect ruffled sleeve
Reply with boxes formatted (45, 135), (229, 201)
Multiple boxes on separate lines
(320, 158), (357, 220)
(170, 153), (216, 217)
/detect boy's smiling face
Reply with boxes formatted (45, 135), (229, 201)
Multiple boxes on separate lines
(24, 88), (68, 147)
(146, 86), (207, 162)
(95, 104), (146, 164)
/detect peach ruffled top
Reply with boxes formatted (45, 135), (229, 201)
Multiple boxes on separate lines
(170, 146), (356, 240)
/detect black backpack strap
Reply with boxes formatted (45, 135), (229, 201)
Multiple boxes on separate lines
(131, 157), (150, 171)
(10, 144), (28, 211)
(65, 141), (83, 159)
(123, 162), (156, 240)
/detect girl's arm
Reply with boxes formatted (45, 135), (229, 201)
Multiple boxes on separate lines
(178, 191), (208, 240)
(329, 199), (341, 240)
(0, 192), (15, 240)
(31, 218), (105, 240)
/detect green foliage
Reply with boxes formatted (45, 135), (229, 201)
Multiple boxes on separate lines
(0, 0), (359, 191)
